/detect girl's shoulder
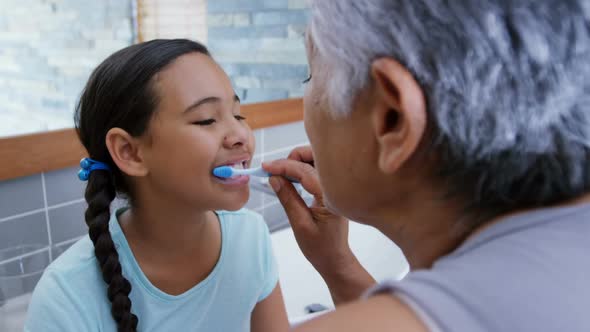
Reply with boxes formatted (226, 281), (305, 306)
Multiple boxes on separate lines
(26, 237), (109, 331)
(48, 236), (98, 273)
(37, 236), (106, 300)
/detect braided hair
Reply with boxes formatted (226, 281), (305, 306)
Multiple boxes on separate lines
(74, 39), (210, 332)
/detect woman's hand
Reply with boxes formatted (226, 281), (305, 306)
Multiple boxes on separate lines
(263, 146), (376, 304)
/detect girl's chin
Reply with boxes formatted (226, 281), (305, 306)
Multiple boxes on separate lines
(218, 197), (250, 212)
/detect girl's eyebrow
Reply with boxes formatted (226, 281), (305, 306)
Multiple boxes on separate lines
(184, 94), (240, 114)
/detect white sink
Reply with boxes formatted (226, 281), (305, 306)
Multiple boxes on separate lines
(1, 293), (31, 332)
(271, 221), (409, 320)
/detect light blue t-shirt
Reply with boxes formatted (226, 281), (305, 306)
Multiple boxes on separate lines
(25, 209), (279, 332)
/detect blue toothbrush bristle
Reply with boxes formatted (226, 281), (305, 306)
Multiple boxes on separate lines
(213, 166), (233, 178)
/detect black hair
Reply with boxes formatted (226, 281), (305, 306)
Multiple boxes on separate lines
(74, 39), (210, 332)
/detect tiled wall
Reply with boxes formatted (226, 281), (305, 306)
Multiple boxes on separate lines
(0, 0), (311, 137)
(0, 121), (309, 301)
(248, 121), (313, 232)
(0, 0), (133, 137)
(207, 0), (310, 103)
(139, 0), (208, 43)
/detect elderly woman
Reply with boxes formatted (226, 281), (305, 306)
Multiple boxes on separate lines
(263, 1), (590, 331)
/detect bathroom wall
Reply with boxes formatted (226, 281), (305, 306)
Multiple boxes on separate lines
(0, 0), (134, 137)
(0, 0), (311, 137)
(0, 121), (309, 301)
(207, 0), (310, 103)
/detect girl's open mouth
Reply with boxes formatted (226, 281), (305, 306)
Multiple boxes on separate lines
(213, 160), (250, 185)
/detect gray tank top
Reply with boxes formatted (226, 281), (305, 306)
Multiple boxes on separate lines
(366, 203), (590, 332)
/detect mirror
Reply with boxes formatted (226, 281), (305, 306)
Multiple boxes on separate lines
(0, 0), (309, 138)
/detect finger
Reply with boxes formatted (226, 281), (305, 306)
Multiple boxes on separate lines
(287, 146), (314, 163)
(263, 159), (321, 196)
(269, 176), (315, 232)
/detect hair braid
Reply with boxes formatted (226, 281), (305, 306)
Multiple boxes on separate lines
(84, 170), (138, 332)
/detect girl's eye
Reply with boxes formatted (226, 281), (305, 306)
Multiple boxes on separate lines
(193, 119), (216, 126)
(302, 74), (312, 84)
(235, 115), (246, 121)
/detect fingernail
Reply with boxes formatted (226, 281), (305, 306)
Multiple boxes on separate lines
(269, 177), (281, 193)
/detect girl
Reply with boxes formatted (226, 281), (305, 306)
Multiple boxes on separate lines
(25, 39), (289, 332)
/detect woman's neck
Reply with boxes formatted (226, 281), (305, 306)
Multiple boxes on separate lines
(374, 195), (467, 270)
(376, 192), (590, 271)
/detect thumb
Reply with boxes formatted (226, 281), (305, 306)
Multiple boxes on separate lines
(269, 176), (313, 231)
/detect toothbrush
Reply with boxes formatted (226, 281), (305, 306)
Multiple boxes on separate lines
(213, 166), (300, 183)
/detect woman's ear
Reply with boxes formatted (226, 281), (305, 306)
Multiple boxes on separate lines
(370, 57), (427, 175)
(105, 128), (149, 177)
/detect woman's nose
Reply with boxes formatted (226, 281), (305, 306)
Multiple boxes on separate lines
(222, 119), (249, 149)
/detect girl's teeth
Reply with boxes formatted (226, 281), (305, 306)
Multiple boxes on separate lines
(233, 162), (244, 169)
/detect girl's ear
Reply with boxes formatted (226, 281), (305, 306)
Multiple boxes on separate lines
(105, 128), (149, 177)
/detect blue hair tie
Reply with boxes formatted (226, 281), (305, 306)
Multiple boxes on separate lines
(77, 158), (111, 181)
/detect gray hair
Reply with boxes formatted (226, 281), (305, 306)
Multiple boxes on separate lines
(310, 1), (590, 219)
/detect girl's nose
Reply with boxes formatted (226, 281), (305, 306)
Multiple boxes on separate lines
(222, 118), (249, 149)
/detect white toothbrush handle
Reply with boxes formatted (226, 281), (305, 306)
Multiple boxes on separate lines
(235, 167), (270, 177)
(247, 167), (271, 177)
(236, 166), (300, 183)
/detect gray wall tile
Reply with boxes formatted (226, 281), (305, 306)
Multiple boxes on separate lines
(260, 197), (312, 233)
(0, 1), (132, 138)
(263, 121), (307, 152)
(254, 129), (263, 156)
(209, 1), (309, 106)
(220, 63), (308, 80)
(245, 189), (265, 210)
(0, 212), (48, 251)
(246, 156), (266, 210)
(0, 174), (44, 219)
(242, 89), (289, 104)
(253, 10), (309, 26)
(264, 195), (279, 208)
(44, 166), (86, 206)
(208, 0), (289, 13)
(209, 26), (287, 39)
(258, 185), (310, 212)
(0, 250), (49, 300)
(251, 155), (262, 168)
(262, 148), (291, 162)
(48, 201), (88, 244)
(262, 201), (290, 232)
